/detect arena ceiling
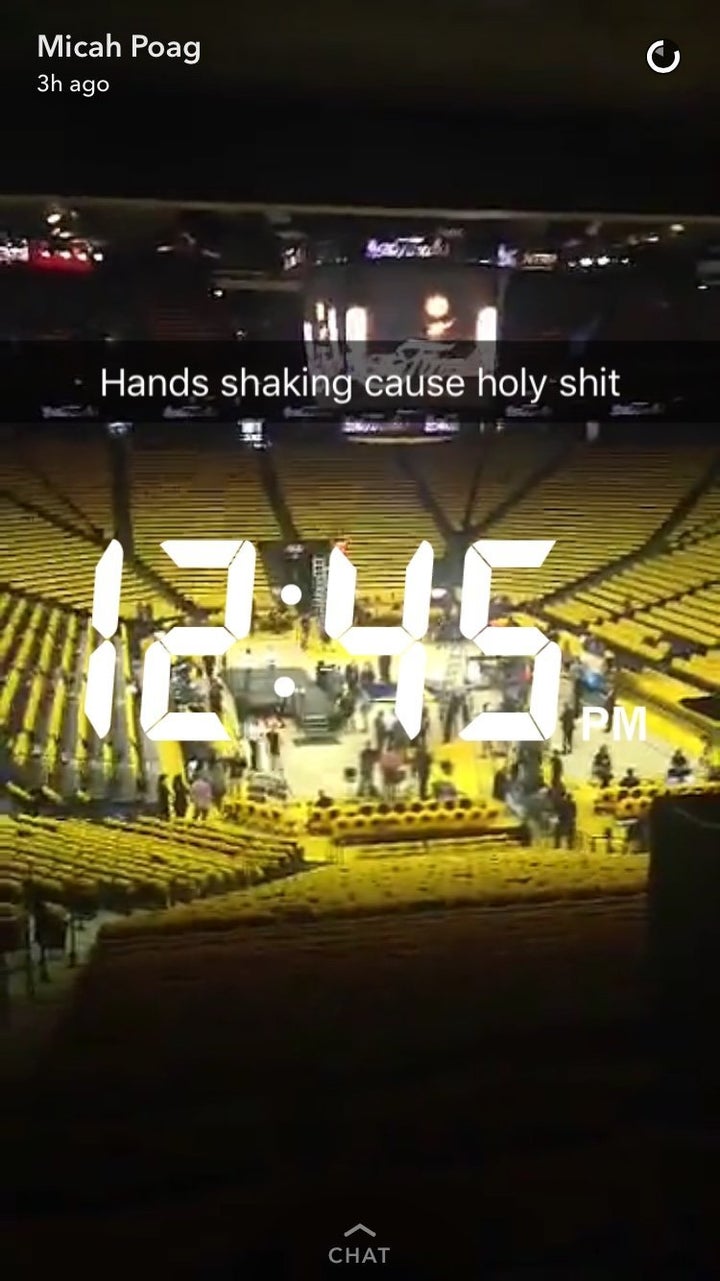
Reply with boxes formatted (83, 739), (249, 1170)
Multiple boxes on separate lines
(5, 0), (720, 211)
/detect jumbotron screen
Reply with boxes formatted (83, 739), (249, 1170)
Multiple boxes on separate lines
(304, 259), (497, 348)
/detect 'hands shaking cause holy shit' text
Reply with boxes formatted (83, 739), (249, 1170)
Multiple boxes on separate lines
(99, 367), (623, 407)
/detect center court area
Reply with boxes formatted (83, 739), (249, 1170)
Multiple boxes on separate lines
(222, 630), (684, 827)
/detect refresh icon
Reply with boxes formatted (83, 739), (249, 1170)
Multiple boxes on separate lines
(646, 39), (680, 74)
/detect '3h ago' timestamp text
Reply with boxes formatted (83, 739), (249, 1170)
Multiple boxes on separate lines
(38, 74), (109, 96)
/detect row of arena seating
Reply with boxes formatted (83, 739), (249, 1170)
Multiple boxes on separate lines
(546, 501), (720, 683)
(2, 434), (714, 617)
(555, 533), (720, 634)
(272, 441), (706, 607)
(130, 445), (276, 611)
(2, 434), (719, 717)
(594, 779), (720, 821)
(224, 795), (304, 834)
(672, 651), (720, 690)
(0, 590), (142, 797)
(0, 446), (175, 614)
(0, 434), (113, 538)
(479, 444), (716, 604)
(4, 434), (567, 612)
(0, 433), (281, 620)
(667, 476), (720, 545)
(221, 794), (519, 848)
(401, 431), (564, 531)
(306, 796), (519, 844)
(274, 444), (440, 605)
(0, 814), (304, 916)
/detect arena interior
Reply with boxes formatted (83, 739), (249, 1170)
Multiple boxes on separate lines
(3, 201), (720, 1273)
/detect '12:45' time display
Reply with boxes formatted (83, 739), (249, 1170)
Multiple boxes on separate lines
(84, 537), (561, 744)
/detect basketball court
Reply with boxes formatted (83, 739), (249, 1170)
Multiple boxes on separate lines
(222, 631), (685, 829)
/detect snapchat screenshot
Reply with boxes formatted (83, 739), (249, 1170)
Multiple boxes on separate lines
(2, 3), (720, 1276)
